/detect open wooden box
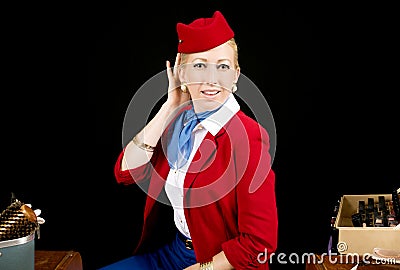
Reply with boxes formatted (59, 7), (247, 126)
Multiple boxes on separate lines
(334, 194), (400, 255)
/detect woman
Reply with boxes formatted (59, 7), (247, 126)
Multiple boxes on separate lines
(100, 10), (278, 270)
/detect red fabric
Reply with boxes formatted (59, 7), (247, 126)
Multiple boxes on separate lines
(114, 111), (278, 269)
(176, 10), (235, 53)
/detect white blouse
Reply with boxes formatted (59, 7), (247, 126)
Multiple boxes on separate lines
(164, 93), (240, 238)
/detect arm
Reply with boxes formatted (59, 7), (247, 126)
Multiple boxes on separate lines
(185, 123), (278, 270)
(186, 171), (276, 270)
(121, 102), (176, 170)
(185, 251), (233, 270)
(121, 53), (190, 171)
(221, 124), (278, 269)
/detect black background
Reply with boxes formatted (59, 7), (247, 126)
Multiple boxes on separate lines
(2, 1), (399, 269)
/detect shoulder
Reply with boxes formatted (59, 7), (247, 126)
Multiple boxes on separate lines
(236, 111), (260, 128)
(228, 110), (269, 139)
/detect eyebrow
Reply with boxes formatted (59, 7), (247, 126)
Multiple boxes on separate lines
(191, 58), (232, 63)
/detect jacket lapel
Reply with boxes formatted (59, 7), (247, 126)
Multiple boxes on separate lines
(183, 129), (224, 196)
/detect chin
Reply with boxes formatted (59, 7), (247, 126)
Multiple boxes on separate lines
(192, 97), (227, 112)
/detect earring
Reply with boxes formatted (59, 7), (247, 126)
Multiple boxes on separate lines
(231, 83), (237, 93)
(180, 83), (188, 93)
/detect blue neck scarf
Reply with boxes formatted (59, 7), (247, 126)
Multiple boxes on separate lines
(167, 105), (221, 169)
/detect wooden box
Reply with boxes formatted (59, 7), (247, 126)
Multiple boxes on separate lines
(334, 194), (400, 255)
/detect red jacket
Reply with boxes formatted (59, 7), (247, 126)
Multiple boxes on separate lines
(114, 110), (278, 269)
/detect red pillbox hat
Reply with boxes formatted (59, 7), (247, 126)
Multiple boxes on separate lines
(176, 11), (234, 53)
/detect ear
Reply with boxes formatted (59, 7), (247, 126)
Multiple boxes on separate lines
(234, 66), (241, 83)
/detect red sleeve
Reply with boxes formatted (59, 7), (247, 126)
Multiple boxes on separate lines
(113, 147), (155, 185)
(222, 124), (278, 269)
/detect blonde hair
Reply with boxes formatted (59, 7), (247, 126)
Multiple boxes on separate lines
(180, 38), (239, 69)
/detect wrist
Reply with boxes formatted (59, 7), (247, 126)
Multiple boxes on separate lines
(132, 135), (155, 152)
(199, 259), (214, 270)
(162, 100), (180, 112)
(161, 101), (183, 119)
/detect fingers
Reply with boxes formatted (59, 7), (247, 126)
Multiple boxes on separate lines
(173, 53), (181, 76)
(166, 53), (181, 78)
(166, 53), (182, 92)
(166, 60), (172, 78)
(166, 61), (174, 92)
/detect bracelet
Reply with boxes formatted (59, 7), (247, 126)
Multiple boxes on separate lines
(199, 260), (213, 270)
(132, 136), (155, 152)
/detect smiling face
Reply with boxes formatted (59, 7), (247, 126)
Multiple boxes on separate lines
(179, 40), (240, 112)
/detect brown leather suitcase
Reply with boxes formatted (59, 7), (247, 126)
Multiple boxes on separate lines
(35, 250), (83, 270)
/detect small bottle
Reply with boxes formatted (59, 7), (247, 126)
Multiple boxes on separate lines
(366, 198), (375, 226)
(376, 196), (388, 227)
(358, 200), (366, 226)
(392, 189), (400, 221)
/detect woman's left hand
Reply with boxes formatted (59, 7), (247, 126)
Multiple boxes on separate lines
(184, 262), (200, 270)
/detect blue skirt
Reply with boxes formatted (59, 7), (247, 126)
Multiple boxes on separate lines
(98, 232), (197, 269)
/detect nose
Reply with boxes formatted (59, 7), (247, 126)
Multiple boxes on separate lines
(205, 65), (218, 85)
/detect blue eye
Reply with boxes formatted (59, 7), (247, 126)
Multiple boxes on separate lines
(217, 64), (230, 70)
(193, 63), (206, 69)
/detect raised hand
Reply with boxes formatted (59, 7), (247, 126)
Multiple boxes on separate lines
(165, 53), (190, 109)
